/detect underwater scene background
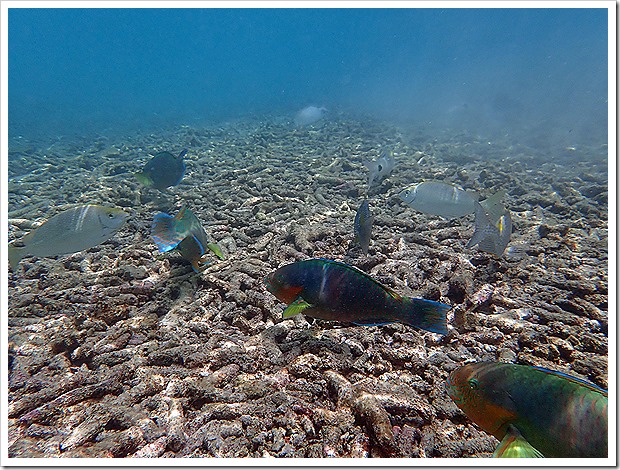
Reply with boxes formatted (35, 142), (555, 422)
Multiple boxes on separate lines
(7, 5), (610, 458)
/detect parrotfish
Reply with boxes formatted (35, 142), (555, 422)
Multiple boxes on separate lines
(364, 149), (396, 188)
(354, 199), (373, 255)
(264, 259), (450, 334)
(151, 206), (224, 272)
(8, 205), (128, 269)
(446, 361), (608, 458)
(467, 202), (512, 256)
(294, 106), (328, 126)
(135, 149), (187, 190)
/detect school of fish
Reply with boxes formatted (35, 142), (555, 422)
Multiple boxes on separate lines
(7, 133), (608, 459)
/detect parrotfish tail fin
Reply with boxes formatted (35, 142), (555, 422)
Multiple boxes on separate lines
(8, 244), (25, 270)
(494, 425), (544, 458)
(135, 172), (154, 187)
(397, 298), (450, 335)
(206, 243), (225, 260)
(151, 212), (189, 253)
(177, 149), (188, 160)
(191, 256), (210, 273)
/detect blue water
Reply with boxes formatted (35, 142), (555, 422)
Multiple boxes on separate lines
(9, 7), (608, 148)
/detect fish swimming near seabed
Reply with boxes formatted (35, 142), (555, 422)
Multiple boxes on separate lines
(354, 199), (372, 255)
(446, 361), (608, 458)
(364, 149), (396, 188)
(151, 206), (224, 272)
(135, 149), (187, 190)
(265, 258), (450, 334)
(294, 106), (328, 126)
(8, 205), (129, 269)
(467, 202), (512, 256)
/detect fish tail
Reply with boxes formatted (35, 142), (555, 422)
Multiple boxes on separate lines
(396, 297), (450, 335)
(8, 244), (25, 269)
(151, 213), (186, 253)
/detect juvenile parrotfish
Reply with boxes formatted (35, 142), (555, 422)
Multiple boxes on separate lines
(151, 206), (224, 272)
(8, 205), (128, 269)
(467, 202), (512, 256)
(354, 199), (373, 255)
(364, 149), (396, 188)
(294, 106), (328, 126)
(135, 149), (187, 190)
(446, 361), (608, 458)
(265, 259), (450, 334)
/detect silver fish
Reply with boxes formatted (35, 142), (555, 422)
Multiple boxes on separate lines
(8, 205), (128, 268)
(399, 181), (479, 218)
(467, 202), (512, 256)
(364, 150), (395, 188)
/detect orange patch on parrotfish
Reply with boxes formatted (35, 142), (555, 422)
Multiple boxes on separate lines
(278, 285), (304, 304)
(469, 401), (519, 438)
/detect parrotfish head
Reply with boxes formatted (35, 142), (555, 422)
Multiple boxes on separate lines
(446, 362), (518, 438)
(264, 269), (303, 304)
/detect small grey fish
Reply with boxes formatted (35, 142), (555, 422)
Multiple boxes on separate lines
(294, 106), (328, 126)
(354, 199), (373, 255)
(399, 181), (479, 218)
(8, 205), (129, 268)
(364, 149), (395, 188)
(467, 202), (512, 256)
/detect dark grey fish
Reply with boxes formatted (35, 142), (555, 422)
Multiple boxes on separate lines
(467, 202), (512, 256)
(136, 149), (187, 190)
(354, 199), (373, 255)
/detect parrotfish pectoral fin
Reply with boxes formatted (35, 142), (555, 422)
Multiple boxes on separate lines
(7, 244), (26, 269)
(282, 297), (313, 319)
(494, 426), (544, 458)
(135, 172), (154, 187)
(151, 212), (188, 253)
(397, 298), (450, 335)
(207, 243), (225, 260)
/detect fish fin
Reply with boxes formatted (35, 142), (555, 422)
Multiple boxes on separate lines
(8, 244), (26, 269)
(282, 297), (313, 319)
(396, 298), (450, 335)
(530, 366), (607, 395)
(494, 426), (544, 458)
(151, 212), (187, 252)
(207, 243), (225, 260)
(467, 202), (505, 255)
(191, 256), (210, 273)
(176, 149), (188, 160)
(480, 190), (506, 215)
(135, 172), (154, 187)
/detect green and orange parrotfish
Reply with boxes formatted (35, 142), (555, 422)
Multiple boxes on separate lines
(446, 361), (608, 458)
(264, 258), (450, 334)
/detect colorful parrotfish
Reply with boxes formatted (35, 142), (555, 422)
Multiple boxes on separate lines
(264, 258), (450, 334)
(446, 361), (608, 458)
(151, 206), (223, 272)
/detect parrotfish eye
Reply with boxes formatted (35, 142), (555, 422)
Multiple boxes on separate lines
(468, 378), (479, 390)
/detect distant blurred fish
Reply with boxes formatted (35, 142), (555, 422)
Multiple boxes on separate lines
(8, 205), (128, 269)
(467, 202), (512, 256)
(151, 206), (223, 272)
(446, 361), (608, 457)
(294, 106), (328, 126)
(364, 149), (395, 188)
(135, 149), (187, 190)
(354, 199), (372, 255)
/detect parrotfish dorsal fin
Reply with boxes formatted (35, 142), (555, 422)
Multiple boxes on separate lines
(494, 425), (544, 458)
(320, 259), (403, 301)
(177, 149), (188, 160)
(282, 297), (313, 319)
(531, 366), (608, 395)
